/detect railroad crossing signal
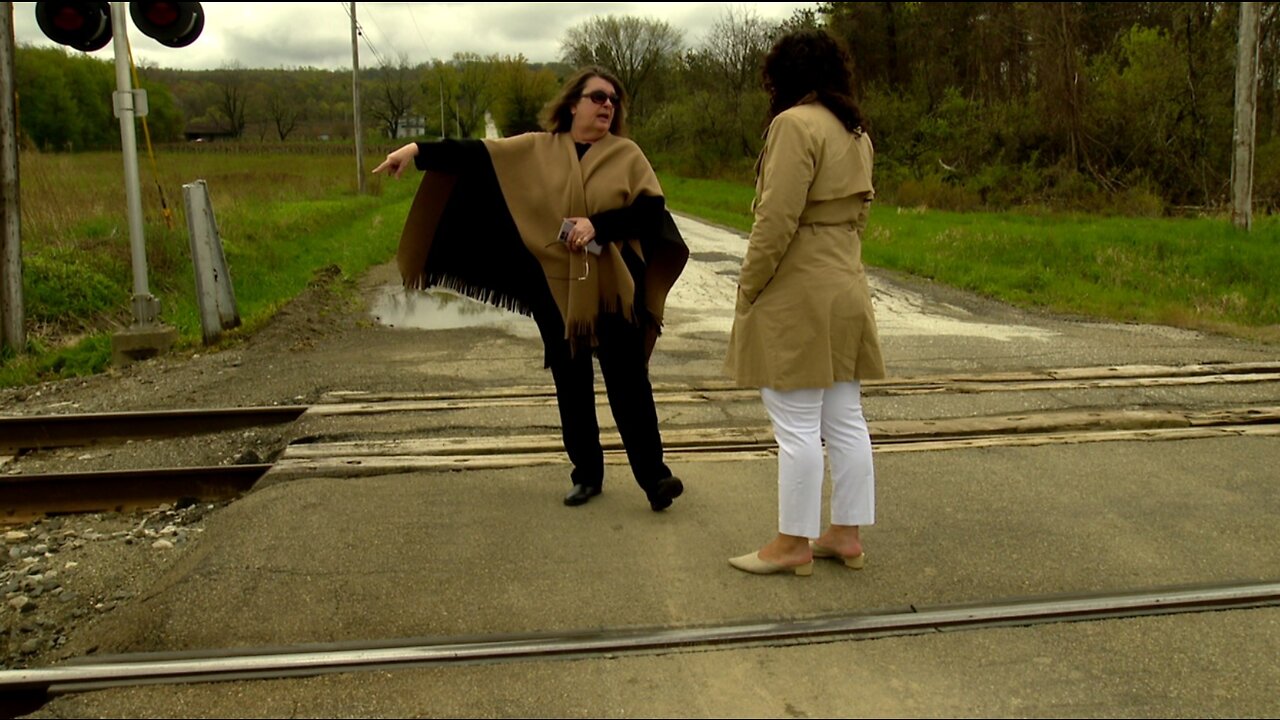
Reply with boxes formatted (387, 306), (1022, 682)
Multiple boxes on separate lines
(29, 1), (205, 363)
(35, 2), (204, 51)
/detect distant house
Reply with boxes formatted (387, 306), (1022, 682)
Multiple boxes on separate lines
(184, 122), (238, 142)
(396, 115), (426, 139)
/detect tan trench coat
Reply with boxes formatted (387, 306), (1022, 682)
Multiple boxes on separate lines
(724, 101), (885, 391)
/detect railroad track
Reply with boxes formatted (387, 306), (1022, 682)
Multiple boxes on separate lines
(3, 361), (1278, 522)
(1, 362), (1278, 713)
(5, 362), (1278, 451)
(0, 579), (1275, 705)
(308, 360), (1280, 414)
(269, 405), (1280, 480)
(0, 406), (308, 454)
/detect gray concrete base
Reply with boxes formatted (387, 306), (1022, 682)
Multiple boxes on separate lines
(110, 324), (178, 367)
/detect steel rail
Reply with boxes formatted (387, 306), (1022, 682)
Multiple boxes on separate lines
(6, 403), (1279, 517)
(264, 419), (1280, 482)
(0, 406), (309, 453)
(0, 465), (273, 523)
(0, 581), (1275, 698)
(311, 370), (1280, 415)
(315, 361), (1280, 403)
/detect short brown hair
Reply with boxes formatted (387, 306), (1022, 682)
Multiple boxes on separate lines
(540, 66), (628, 136)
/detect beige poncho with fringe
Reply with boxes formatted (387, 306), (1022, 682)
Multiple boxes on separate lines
(396, 131), (687, 356)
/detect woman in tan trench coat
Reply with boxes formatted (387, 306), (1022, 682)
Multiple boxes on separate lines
(726, 29), (885, 576)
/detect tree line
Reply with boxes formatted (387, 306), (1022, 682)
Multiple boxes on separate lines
(13, 2), (1279, 214)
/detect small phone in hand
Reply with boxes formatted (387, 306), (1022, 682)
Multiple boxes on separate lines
(558, 219), (602, 255)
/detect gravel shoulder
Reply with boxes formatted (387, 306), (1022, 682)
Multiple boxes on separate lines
(1, 263), (411, 670)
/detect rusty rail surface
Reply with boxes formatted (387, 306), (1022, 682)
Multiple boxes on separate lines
(0, 406), (309, 453)
(0, 465), (273, 524)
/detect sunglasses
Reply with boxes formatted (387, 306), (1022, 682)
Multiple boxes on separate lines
(581, 90), (621, 106)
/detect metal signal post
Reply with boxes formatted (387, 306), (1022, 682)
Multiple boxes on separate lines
(105, 1), (177, 363)
(112, 2), (159, 326)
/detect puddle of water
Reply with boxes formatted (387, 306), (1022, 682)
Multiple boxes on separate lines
(373, 216), (1061, 345)
(672, 215), (1059, 343)
(871, 281), (1058, 341)
(372, 286), (536, 335)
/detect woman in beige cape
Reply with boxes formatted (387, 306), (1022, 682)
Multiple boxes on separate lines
(374, 67), (688, 512)
(725, 30), (885, 575)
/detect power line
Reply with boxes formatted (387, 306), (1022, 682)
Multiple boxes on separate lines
(407, 4), (434, 61)
(342, 2), (388, 68)
(360, 4), (401, 64)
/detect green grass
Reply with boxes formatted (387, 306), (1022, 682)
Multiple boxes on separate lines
(1, 148), (414, 387)
(659, 172), (1280, 340)
(659, 173), (757, 232)
(864, 209), (1280, 333)
(160, 193), (414, 340)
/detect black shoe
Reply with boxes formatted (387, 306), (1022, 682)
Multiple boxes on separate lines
(563, 484), (602, 507)
(647, 476), (684, 512)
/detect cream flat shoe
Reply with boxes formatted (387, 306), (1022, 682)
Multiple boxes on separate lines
(810, 542), (866, 569)
(728, 552), (813, 576)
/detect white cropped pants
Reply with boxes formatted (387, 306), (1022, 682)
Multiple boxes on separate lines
(760, 381), (876, 539)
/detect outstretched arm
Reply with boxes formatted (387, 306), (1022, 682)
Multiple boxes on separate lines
(372, 143), (420, 179)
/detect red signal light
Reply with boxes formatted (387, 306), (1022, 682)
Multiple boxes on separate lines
(142, 4), (180, 27)
(35, 1), (204, 53)
(130, 2), (204, 48)
(35, 2), (112, 53)
(51, 7), (87, 32)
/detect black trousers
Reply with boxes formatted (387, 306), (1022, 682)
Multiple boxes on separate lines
(546, 314), (671, 495)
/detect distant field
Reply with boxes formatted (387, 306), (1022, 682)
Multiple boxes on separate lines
(2, 151), (1275, 387)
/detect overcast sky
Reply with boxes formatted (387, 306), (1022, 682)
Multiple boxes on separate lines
(11, 2), (818, 70)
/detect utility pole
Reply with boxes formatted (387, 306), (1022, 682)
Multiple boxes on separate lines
(351, 2), (365, 194)
(0, 1), (23, 353)
(1232, 1), (1261, 231)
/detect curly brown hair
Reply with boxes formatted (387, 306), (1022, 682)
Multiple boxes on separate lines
(540, 66), (628, 136)
(762, 29), (866, 134)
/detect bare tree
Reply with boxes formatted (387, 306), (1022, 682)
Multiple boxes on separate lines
(560, 15), (683, 118)
(264, 75), (303, 141)
(212, 62), (250, 138)
(369, 54), (419, 139)
(1026, 3), (1091, 177)
(703, 6), (775, 92)
(423, 61), (458, 138)
(698, 7), (775, 158)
